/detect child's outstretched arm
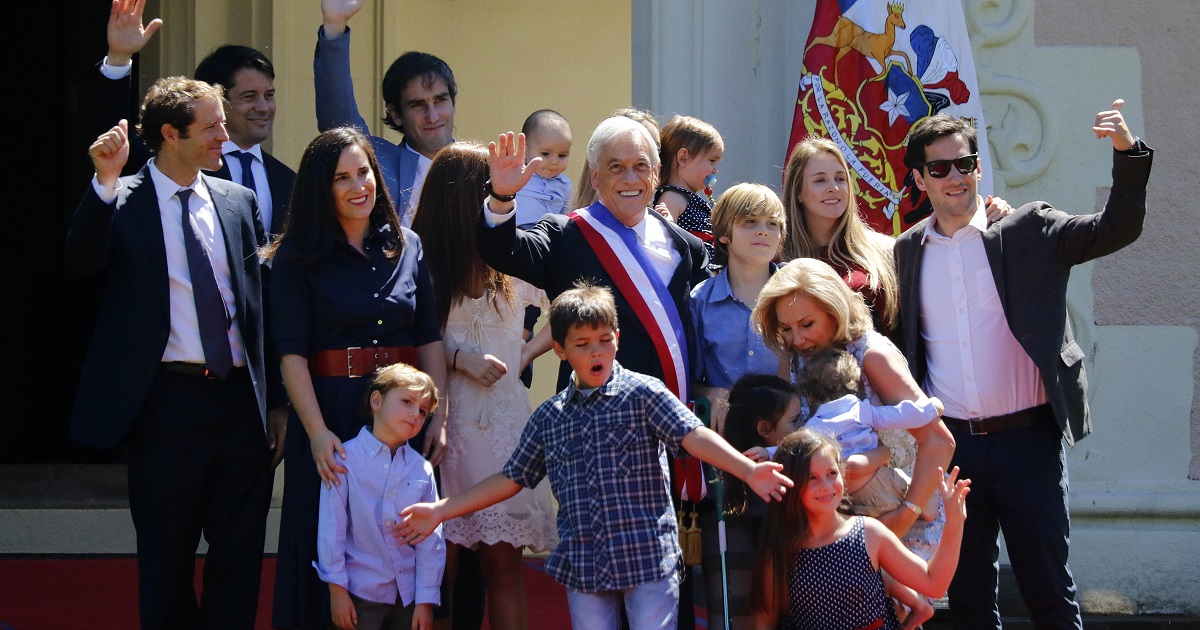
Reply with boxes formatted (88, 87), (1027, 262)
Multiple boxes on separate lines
(394, 473), (521, 544)
(681, 426), (793, 502)
(865, 467), (970, 597)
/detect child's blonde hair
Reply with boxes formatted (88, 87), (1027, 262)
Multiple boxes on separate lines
(658, 115), (723, 187)
(365, 363), (439, 425)
(710, 183), (787, 267)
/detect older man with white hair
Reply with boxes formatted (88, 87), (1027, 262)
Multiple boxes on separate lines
(478, 117), (710, 396)
(477, 114), (710, 629)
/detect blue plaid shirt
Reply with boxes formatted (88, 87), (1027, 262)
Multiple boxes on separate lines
(501, 362), (702, 592)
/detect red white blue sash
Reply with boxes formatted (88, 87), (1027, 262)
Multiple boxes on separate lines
(570, 203), (706, 500)
(569, 202), (690, 401)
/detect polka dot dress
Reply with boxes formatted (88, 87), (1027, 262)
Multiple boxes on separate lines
(780, 517), (900, 630)
(654, 184), (715, 265)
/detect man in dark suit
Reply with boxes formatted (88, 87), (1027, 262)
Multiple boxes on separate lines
(94, 0), (294, 457)
(477, 120), (710, 393)
(893, 100), (1152, 629)
(68, 78), (275, 630)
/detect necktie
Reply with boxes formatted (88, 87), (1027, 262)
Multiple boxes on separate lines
(178, 189), (233, 379)
(233, 151), (257, 194)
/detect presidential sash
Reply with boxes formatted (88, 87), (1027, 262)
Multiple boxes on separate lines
(569, 202), (706, 500)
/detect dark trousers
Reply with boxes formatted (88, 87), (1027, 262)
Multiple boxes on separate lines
(127, 367), (273, 630)
(946, 418), (1082, 630)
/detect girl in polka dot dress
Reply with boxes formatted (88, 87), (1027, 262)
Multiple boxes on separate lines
(654, 115), (723, 265)
(753, 429), (969, 630)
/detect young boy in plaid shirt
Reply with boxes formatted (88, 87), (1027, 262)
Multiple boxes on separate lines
(396, 283), (792, 628)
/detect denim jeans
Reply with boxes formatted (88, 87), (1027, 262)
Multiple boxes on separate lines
(566, 571), (681, 630)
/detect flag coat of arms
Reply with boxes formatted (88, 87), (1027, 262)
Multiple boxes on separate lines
(788, 0), (992, 235)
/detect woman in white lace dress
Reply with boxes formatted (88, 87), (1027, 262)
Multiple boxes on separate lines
(412, 141), (556, 629)
(752, 258), (955, 560)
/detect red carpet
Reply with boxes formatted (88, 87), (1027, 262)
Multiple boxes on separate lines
(0, 555), (572, 630)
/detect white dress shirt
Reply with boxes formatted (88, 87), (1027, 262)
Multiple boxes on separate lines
(222, 141), (274, 232)
(403, 144), (432, 228)
(95, 161), (246, 367)
(919, 205), (1045, 419)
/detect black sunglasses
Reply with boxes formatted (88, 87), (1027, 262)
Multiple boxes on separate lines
(922, 154), (978, 178)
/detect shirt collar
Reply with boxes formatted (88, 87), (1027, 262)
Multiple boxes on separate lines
(223, 141), (263, 162)
(710, 262), (777, 303)
(354, 425), (411, 461)
(921, 198), (988, 244)
(566, 361), (623, 402)
(148, 158), (210, 208)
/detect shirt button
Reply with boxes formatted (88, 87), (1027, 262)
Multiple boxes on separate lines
(372, 266), (377, 272)
(374, 293), (379, 298)
(383, 463), (389, 469)
(378, 320), (383, 325)
(748, 350), (755, 356)
(373, 339), (379, 345)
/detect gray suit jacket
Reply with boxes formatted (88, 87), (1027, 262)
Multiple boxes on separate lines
(893, 147), (1152, 444)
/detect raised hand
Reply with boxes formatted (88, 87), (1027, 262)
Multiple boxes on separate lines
(310, 427), (349, 488)
(1093, 99), (1136, 151)
(90, 119), (131, 190)
(984, 195), (1014, 223)
(487, 132), (542, 198)
(939, 466), (971, 524)
(107, 0), (162, 66)
(321, 0), (366, 37)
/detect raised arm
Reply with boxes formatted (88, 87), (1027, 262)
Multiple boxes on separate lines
(315, 0), (370, 132)
(89, 0), (158, 175)
(66, 121), (131, 276)
(867, 467), (970, 597)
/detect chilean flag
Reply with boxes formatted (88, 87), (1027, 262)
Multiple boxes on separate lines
(788, 0), (992, 235)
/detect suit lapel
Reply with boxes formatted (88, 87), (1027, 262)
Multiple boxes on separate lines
(657, 213), (696, 301)
(127, 168), (171, 318)
(205, 176), (246, 310)
(982, 222), (1006, 307)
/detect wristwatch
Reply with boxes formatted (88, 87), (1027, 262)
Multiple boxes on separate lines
(484, 179), (516, 203)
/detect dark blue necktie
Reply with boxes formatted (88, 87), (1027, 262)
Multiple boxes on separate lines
(233, 151), (257, 194)
(178, 189), (233, 379)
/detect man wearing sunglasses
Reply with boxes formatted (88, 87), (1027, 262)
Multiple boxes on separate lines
(892, 100), (1151, 629)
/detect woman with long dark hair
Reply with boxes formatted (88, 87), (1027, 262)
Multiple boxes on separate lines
(266, 127), (447, 629)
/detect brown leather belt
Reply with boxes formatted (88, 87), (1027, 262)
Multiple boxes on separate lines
(944, 404), (1052, 436)
(309, 346), (418, 378)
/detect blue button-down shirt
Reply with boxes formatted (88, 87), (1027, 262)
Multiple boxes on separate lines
(688, 265), (780, 388)
(502, 362), (702, 592)
(514, 172), (573, 228)
(315, 427), (445, 605)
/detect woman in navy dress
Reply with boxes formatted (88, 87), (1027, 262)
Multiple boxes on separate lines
(265, 127), (447, 629)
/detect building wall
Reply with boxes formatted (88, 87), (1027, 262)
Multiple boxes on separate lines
(633, 0), (1200, 614)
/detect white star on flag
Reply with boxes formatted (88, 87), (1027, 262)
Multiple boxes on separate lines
(880, 88), (910, 126)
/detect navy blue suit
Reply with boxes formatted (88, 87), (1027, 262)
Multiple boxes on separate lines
(67, 168), (274, 629)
